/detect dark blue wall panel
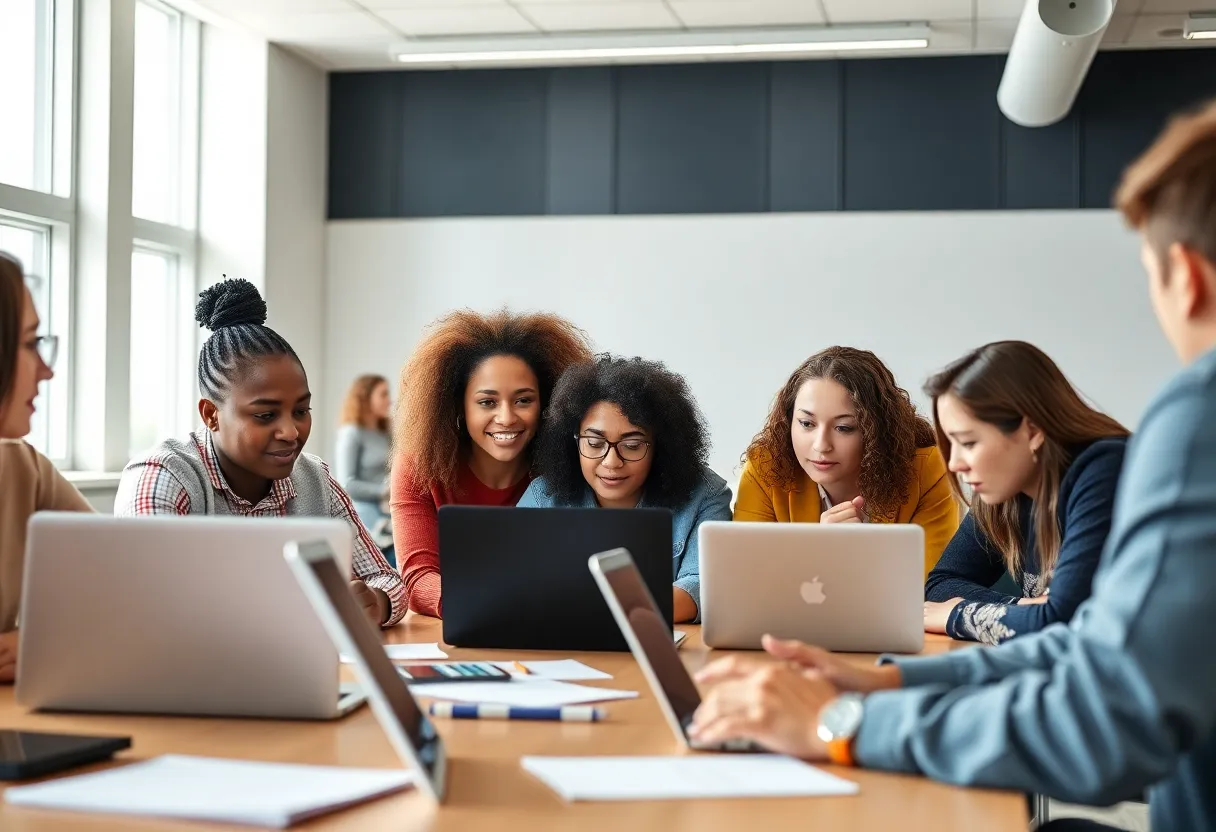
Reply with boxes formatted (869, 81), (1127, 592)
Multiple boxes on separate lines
(326, 49), (1216, 219)
(615, 63), (769, 214)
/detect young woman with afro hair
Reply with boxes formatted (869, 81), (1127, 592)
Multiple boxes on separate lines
(518, 355), (732, 624)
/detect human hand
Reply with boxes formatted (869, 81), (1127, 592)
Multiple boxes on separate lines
(1016, 595), (1048, 605)
(349, 580), (389, 628)
(0, 630), (18, 684)
(821, 496), (865, 524)
(924, 598), (962, 634)
(689, 662), (838, 759)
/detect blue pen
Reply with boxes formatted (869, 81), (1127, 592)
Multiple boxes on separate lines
(428, 702), (605, 722)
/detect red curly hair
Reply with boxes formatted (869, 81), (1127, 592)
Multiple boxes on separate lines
(743, 347), (934, 522)
(394, 308), (594, 494)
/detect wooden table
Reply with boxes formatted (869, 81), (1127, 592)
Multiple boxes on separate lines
(0, 616), (1027, 831)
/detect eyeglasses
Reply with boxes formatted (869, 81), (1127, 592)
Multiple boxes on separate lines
(575, 434), (651, 462)
(31, 335), (58, 369)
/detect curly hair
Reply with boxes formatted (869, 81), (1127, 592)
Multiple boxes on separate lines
(532, 355), (711, 509)
(394, 308), (594, 493)
(743, 346), (934, 522)
(340, 374), (389, 434)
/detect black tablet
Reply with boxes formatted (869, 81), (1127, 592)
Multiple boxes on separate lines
(0, 730), (131, 780)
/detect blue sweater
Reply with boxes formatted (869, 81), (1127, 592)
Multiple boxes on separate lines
(925, 437), (1127, 645)
(856, 346), (1216, 831)
(516, 468), (733, 621)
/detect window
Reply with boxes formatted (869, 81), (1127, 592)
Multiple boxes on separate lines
(129, 247), (182, 457)
(132, 0), (183, 224)
(0, 0), (52, 192)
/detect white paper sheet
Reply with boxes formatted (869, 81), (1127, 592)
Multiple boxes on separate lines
(3, 755), (414, 828)
(340, 642), (448, 664)
(673, 630), (687, 647)
(491, 660), (612, 681)
(412, 680), (637, 707)
(521, 755), (859, 802)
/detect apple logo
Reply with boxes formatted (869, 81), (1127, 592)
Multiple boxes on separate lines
(800, 577), (826, 605)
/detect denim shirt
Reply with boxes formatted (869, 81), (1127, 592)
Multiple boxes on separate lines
(516, 468), (733, 621)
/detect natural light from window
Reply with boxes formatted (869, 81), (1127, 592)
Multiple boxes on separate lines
(0, 0), (48, 191)
(132, 0), (180, 224)
(129, 247), (180, 457)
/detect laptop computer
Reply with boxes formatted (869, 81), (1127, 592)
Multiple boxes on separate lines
(284, 539), (447, 802)
(588, 548), (761, 753)
(438, 506), (673, 651)
(17, 514), (366, 719)
(699, 521), (925, 653)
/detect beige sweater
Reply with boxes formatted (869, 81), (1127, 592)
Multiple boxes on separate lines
(0, 441), (92, 631)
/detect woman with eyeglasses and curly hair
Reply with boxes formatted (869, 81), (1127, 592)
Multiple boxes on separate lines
(0, 252), (92, 684)
(735, 346), (959, 578)
(518, 355), (733, 623)
(391, 309), (595, 618)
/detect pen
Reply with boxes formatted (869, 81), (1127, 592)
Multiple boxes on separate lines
(512, 661), (533, 676)
(428, 702), (605, 722)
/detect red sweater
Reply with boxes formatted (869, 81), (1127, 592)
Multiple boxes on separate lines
(391, 459), (532, 617)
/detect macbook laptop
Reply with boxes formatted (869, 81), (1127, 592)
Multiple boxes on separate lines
(284, 539), (447, 802)
(588, 548), (761, 753)
(699, 521), (925, 653)
(17, 514), (366, 719)
(438, 506), (673, 652)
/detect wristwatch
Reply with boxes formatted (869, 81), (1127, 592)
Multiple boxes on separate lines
(817, 692), (865, 767)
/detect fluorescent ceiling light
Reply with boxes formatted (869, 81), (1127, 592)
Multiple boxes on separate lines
(392, 25), (930, 68)
(1184, 13), (1216, 39)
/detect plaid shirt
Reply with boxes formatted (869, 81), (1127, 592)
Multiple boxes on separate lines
(116, 432), (406, 626)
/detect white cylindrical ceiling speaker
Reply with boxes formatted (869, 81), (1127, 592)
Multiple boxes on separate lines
(997, 0), (1115, 128)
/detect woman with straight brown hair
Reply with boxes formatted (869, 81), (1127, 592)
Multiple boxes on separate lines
(735, 346), (960, 577)
(0, 252), (92, 683)
(923, 340), (1130, 645)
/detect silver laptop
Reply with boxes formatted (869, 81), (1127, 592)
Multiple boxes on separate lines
(17, 513), (366, 719)
(588, 548), (762, 753)
(699, 521), (925, 653)
(285, 539), (447, 802)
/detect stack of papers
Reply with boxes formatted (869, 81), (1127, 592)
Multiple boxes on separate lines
(522, 755), (859, 802)
(492, 660), (612, 680)
(413, 680), (637, 707)
(3, 755), (414, 828)
(340, 643), (448, 664)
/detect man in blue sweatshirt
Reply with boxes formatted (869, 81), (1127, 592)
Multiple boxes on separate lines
(689, 102), (1216, 832)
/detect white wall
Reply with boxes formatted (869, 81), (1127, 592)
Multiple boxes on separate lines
(264, 46), (329, 456)
(325, 211), (1176, 480)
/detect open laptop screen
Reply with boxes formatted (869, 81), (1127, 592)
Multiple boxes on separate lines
(289, 543), (444, 792)
(596, 552), (702, 729)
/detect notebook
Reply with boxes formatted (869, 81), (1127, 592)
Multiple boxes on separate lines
(3, 755), (414, 828)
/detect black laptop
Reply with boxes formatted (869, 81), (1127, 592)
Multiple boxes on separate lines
(438, 506), (674, 651)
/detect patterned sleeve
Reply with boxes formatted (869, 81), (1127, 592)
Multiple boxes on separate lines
(114, 460), (192, 516)
(322, 461), (407, 627)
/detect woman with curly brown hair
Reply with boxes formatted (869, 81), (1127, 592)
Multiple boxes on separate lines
(734, 346), (959, 577)
(335, 374), (394, 562)
(391, 309), (594, 617)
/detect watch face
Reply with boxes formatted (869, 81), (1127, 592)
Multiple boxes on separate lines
(820, 694), (865, 742)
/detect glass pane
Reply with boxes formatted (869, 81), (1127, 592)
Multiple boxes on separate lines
(0, 0), (50, 191)
(129, 248), (179, 457)
(0, 222), (52, 453)
(132, 1), (180, 223)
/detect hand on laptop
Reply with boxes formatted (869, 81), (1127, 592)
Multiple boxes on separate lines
(349, 580), (390, 629)
(695, 635), (901, 694)
(688, 659), (835, 759)
(0, 630), (17, 684)
(923, 599), (962, 634)
(821, 496), (865, 524)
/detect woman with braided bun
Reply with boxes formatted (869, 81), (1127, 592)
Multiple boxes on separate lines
(115, 278), (407, 629)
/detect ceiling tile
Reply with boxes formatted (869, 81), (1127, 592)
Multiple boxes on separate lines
(975, 0), (1027, 19)
(359, 0), (510, 8)
(924, 19), (973, 50)
(195, 0), (352, 12)
(1138, 0), (1202, 12)
(374, 5), (538, 34)
(667, 0), (826, 28)
(521, 2), (682, 31)
(822, 0), (970, 23)
(223, 10), (399, 40)
(974, 17), (1017, 49)
(1102, 14), (1136, 43)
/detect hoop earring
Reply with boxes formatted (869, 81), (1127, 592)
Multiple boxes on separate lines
(455, 415), (463, 433)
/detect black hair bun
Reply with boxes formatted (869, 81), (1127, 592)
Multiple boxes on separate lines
(195, 277), (268, 332)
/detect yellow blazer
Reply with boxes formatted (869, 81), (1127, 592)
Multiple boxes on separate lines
(733, 445), (960, 578)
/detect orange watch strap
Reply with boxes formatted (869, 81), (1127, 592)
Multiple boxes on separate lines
(827, 736), (855, 767)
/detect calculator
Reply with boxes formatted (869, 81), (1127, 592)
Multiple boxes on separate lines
(398, 662), (512, 684)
